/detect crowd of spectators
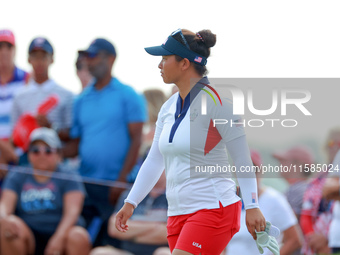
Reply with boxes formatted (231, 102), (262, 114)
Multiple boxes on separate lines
(0, 29), (339, 255)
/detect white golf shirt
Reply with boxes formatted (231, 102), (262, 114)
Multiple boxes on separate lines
(126, 77), (259, 216)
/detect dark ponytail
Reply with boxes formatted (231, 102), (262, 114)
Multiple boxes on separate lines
(172, 29), (216, 76)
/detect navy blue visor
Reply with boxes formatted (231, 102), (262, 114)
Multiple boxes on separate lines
(145, 34), (207, 66)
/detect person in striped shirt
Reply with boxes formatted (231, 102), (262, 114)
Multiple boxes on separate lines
(0, 29), (29, 190)
(300, 128), (340, 255)
(1, 37), (73, 167)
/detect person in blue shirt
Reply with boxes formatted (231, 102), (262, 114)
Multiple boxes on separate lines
(0, 127), (90, 255)
(64, 38), (147, 246)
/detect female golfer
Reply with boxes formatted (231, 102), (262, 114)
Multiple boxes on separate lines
(115, 28), (266, 255)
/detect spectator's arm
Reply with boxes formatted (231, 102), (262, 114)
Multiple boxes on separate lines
(44, 191), (85, 255)
(0, 140), (18, 165)
(322, 177), (340, 200)
(280, 224), (303, 255)
(0, 190), (17, 219)
(117, 122), (143, 182)
(134, 223), (168, 245)
(61, 138), (80, 158)
(56, 93), (74, 143)
(109, 213), (167, 245)
(58, 128), (72, 142)
(307, 232), (330, 254)
(54, 191), (84, 237)
(62, 96), (81, 158)
(300, 182), (316, 236)
(117, 87), (147, 183)
(109, 219), (155, 240)
(300, 214), (314, 235)
(35, 114), (52, 128)
(109, 122), (143, 205)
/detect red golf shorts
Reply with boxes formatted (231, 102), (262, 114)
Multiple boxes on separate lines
(167, 201), (242, 254)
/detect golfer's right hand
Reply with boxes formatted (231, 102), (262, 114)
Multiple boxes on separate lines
(114, 202), (135, 232)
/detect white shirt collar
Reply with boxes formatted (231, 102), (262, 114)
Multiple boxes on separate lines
(29, 79), (56, 91)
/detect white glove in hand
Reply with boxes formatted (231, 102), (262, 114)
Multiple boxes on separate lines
(256, 221), (280, 255)
(265, 221), (280, 238)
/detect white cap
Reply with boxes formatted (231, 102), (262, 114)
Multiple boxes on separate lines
(29, 127), (62, 149)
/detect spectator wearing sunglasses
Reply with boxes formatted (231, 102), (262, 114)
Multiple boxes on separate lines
(0, 127), (90, 255)
(0, 29), (29, 189)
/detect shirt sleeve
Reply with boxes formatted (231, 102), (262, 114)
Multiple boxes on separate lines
(124, 105), (165, 208)
(59, 170), (85, 194)
(123, 87), (147, 123)
(269, 190), (298, 232)
(226, 136), (259, 210)
(2, 170), (24, 195)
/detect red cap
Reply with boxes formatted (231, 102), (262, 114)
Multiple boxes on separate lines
(273, 146), (314, 165)
(0, 29), (15, 45)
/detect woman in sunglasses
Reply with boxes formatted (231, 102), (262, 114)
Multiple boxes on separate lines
(115, 29), (267, 255)
(0, 127), (90, 255)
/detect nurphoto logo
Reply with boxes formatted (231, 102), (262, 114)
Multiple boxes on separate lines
(200, 80), (312, 128)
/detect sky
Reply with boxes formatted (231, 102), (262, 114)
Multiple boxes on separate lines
(2, 0), (340, 166)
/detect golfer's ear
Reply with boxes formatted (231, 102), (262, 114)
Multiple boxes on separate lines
(181, 58), (191, 71)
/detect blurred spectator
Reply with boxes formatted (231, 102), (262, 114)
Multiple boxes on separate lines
(323, 149), (340, 254)
(300, 128), (340, 255)
(11, 37), (74, 137)
(75, 51), (92, 90)
(1, 37), (74, 167)
(273, 146), (314, 219)
(142, 89), (167, 146)
(227, 150), (302, 255)
(91, 172), (168, 255)
(127, 89), (167, 183)
(0, 29), (29, 187)
(141, 89), (166, 157)
(0, 127), (90, 255)
(0, 29), (29, 140)
(64, 38), (146, 246)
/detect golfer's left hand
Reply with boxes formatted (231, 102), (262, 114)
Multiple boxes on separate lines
(245, 208), (266, 240)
